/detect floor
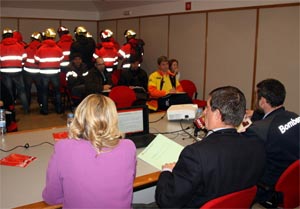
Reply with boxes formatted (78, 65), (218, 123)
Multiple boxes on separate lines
(15, 96), (69, 131)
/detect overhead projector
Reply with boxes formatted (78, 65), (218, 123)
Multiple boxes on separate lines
(167, 104), (198, 120)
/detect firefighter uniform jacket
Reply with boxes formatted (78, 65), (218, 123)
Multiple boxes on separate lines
(93, 42), (118, 72)
(0, 37), (26, 73)
(35, 39), (63, 74)
(57, 34), (73, 67)
(147, 70), (183, 111)
(24, 40), (41, 73)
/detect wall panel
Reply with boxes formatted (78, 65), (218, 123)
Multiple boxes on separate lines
(19, 19), (60, 43)
(0, 18), (18, 33)
(256, 6), (299, 112)
(140, 16), (168, 74)
(169, 13), (206, 99)
(206, 9), (257, 108)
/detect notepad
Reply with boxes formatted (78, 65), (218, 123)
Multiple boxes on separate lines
(138, 134), (184, 170)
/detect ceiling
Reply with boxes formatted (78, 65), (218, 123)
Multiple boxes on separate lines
(1, 0), (178, 12)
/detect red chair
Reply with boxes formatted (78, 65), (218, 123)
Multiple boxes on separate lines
(109, 86), (136, 108)
(200, 186), (257, 209)
(111, 69), (122, 86)
(180, 80), (206, 108)
(274, 159), (300, 209)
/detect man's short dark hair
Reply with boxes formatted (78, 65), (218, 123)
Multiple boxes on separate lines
(157, 56), (168, 65)
(256, 79), (286, 107)
(70, 53), (82, 61)
(209, 86), (246, 127)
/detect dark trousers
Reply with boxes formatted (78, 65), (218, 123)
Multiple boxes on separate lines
(40, 73), (61, 114)
(23, 71), (42, 107)
(1, 72), (29, 113)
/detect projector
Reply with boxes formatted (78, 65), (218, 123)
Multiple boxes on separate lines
(167, 104), (198, 120)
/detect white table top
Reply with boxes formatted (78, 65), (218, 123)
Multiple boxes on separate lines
(0, 112), (195, 208)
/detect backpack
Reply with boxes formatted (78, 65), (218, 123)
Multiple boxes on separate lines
(129, 38), (145, 63)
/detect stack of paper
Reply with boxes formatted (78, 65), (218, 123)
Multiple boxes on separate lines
(138, 134), (184, 170)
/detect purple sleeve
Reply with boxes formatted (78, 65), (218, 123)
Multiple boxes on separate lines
(42, 142), (64, 205)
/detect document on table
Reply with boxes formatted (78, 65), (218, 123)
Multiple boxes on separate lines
(138, 134), (184, 170)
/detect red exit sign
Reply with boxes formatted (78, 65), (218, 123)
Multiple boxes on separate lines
(185, 2), (191, 11)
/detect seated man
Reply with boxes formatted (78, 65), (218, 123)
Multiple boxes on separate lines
(65, 53), (89, 106)
(155, 86), (266, 208)
(118, 58), (148, 104)
(85, 57), (113, 96)
(245, 79), (299, 206)
(147, 56), (191, 111)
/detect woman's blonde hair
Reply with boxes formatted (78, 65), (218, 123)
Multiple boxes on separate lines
(69, 94), (122, 152)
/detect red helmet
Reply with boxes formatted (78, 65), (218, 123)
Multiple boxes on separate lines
(57, 26), (69, 37)
(100, 29), (113, 41)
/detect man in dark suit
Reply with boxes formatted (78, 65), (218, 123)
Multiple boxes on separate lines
(155, 86), (266, 209)
(246, 79), (299, 205)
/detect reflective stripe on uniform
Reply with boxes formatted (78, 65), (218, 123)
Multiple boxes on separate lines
(40, 69), (61, 74)
(93, 53), (99, 59)
(24, 67), (40, 73)
(0, 55), (23, 61)
(60, 61), (69, 67)
(26, 58), (35, 64)
(63, 51), (70, 56)
(122, 63), (130, 68)
(103, 57), (116, 62)
(0, 68), (22, 73)
(36, 56), (64, 63)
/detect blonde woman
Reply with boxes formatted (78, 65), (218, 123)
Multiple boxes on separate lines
(43, 94), (136, 208)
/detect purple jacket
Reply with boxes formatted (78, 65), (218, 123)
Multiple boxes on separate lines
(43, 139), (136, 208)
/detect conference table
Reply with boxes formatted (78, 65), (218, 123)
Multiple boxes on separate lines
(0, 112), (195, 208)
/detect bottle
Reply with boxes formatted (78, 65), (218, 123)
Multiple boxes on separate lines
(0, 109), (6, 139)
(67, 113), (74, 128)
(195, 107), (203, 119)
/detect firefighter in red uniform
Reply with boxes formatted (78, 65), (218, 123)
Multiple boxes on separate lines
(0, 28), (29, 113)
(118, 29), (145, 70)
(13, 31), (27, 47)
(35, 28), (63, 115)
(57, 26), (73, 72)
(93, 29), (118, 72)
(23, 32), (42, 108)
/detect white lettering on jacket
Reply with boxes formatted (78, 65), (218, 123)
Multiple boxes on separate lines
(278, 116), (300, 134)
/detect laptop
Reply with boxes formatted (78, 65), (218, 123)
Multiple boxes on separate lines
(117, 105), (156, 148)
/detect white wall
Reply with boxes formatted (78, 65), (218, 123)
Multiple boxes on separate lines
(99, 0), (298, 20)
(1, 7), (99, 20)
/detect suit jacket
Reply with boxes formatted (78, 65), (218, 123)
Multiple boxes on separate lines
(155, 128), (266, 209)
(246, 107), (300, 186)
(84, 67), (112, 96)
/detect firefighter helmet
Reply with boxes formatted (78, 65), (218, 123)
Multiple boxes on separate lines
(86, 32), (93, 38)
(74, 26), (87, 36)
(57, 26), (69, 37)
(124, 29), (136, 38)
(100, 29), (113, 40)
(45, 28), (56, 38)
(31, 32), (42, 41)
(2, 28), (13, 35)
